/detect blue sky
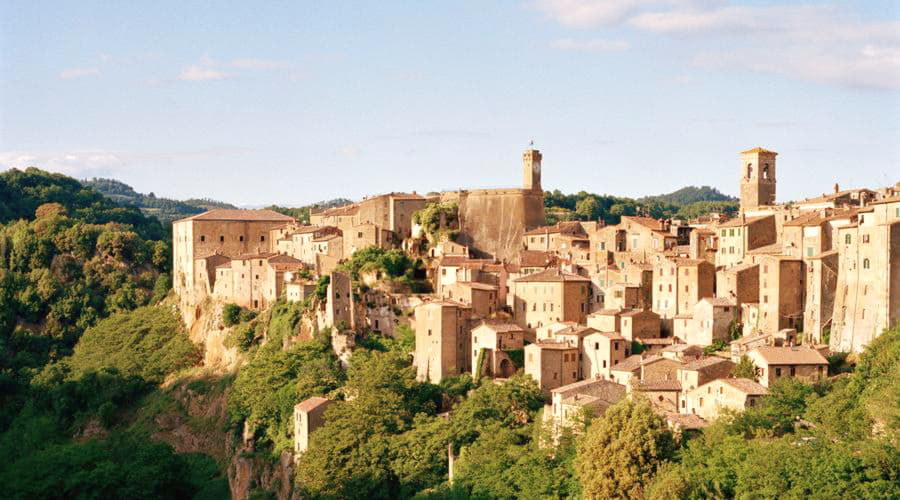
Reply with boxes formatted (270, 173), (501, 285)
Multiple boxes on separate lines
(1, 1), (898, 206)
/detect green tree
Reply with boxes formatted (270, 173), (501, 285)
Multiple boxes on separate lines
(731, 355), (758, 380)
(575, 196), (599, 220)
(576, 397), (676, 499)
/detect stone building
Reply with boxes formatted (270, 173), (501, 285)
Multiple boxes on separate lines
(414, 300), (472, 383)
(745, 252), (804, 333)
(173, 209), (295, 321)
(525, 340), (580, 395)
(746, 346), (828, 387)
(619, 309), (662, 341)
(716, 214), (777, 269)
(325, 271), (356, 330)
(471, 320), (525, 379)
(677, 297), (737, 346)
(444, 148), (546, 261)
(682, 378), (766, 421)
(739, 147), (777, 211)
(442, 281), (499, 318)
(652, 257), (715, 332)
(581, 331), (628, 380)
(293, 397), (333, 456)
(830, 197), (900, 353)
(676, 357), (735, 392)
(511, 268), (591, 331)
(549, 379), (626, 434)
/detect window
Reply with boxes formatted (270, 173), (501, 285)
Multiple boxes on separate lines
(602, 360), (607, 368)
(863, 258), (870, 269)
(219, 235), (225, 242)
(200, 235), (206, 242)
(729, 229), (735, 237)
(260, 235), (265, 242)
(862, 234), (870, 243)
(790, 366), (796, 376)
(239, 235), (244, 242)
(746, 164), (753, 179)
(845, 234), (851, 244)
(807, 247), (813, 257)
(762, 164), (769, 180)
(775, 367), (782, 377)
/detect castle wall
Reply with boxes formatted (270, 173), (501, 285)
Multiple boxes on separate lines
(455, 188), (545, 261)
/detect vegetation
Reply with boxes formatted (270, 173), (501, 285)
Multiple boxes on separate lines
(412, 200), (459, 243)
(576, 397), (677, 499)
(732, 355), (759, 380)
(544, 185), (738, 224)
(82, 177), (236, 224)
(65, 304), (201, 384)
(647, 325), (900, 498)
(337, 245), (430, 292)
(266, 198), (354, 225)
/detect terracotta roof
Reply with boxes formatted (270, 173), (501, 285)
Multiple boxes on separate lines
(699, 297), (736, 307)
(313, 234), (340, 242)
(681, 357), (733, 371)
(740, 147), (777, 155)
(530, 340), (578, 350)
(620, 309), (658, 317)
(622, 216), (664, 231)
(731, 332), (770, 346)
(519, 250), (557, 268)
(747, 242), (785, 255)
(674, 258), (709, 267)
(475, 320), (524, 333)
(783, 212), (827, 227)
(750, 346), (828, 365)
(312, 204), (359, 217)
(295, 396), (331, 413)
(588, 331), (626, 340)
(553, 325), (598, 337)
(721, 378), (767, 395)
(637, 380), (682, 391)
(267, 254), (303, 264)
(611, 355), (643, 372)
(177, 208), (295, 223)
(513, 267), (590, 283)
(551, 378), (627, 404)
(868, 194), (900, 206)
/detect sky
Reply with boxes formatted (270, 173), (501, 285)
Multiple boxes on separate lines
(1, 0), (898, 206)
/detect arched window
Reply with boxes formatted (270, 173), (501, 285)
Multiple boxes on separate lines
(845, 234), (852, 245)
(863, 258), (870, 269)
(747, 164), (753, 179)
(762, 164), (770, 180)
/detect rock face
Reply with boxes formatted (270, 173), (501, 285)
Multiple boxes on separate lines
(188, 300), (242, 372)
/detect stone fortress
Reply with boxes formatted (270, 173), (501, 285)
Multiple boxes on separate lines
(171, 145), (899, 441)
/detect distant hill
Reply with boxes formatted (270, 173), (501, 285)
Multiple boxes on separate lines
(544, 185), (738, 225)
(267, 198), (354, 225)
(82, 178), (236, 224)
(638, 185), (737, 205)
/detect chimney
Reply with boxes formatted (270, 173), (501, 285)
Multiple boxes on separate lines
(834, 183), (840, 194)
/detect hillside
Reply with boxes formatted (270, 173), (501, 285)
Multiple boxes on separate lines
(82, 178), (236, 224)
(544, 185), (739, 225)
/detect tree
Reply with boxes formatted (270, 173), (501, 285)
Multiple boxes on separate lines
(575, 197), (599, 221)
(576, 397), (676, 499)
(732, 355), (758, 380)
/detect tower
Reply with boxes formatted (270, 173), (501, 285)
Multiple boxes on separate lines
(739, 147), (777, 211)
(523, 148), (542, 191)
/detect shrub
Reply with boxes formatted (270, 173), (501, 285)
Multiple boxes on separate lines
(222, 304), (241, 326)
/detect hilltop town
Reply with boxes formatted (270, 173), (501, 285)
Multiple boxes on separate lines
(172, 146), (900, 453)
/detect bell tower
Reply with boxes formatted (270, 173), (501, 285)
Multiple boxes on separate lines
(523, 148), (542, 191)
(739, 147), (777, 211)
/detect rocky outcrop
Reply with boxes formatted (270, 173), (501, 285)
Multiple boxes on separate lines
(187, 300), (242, 372)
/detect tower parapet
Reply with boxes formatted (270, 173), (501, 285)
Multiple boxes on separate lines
(739, 147), (777, 211)
(523, 148), (542, 191)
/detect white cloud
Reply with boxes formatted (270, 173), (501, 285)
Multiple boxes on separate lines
(59, 67), (100, 80)
(334, 145), (362, 159)
(551, 38), (630, 52)
(178, 65), (228, 81)
(0, 147), (255, 178)
(537, 1), (900, 90)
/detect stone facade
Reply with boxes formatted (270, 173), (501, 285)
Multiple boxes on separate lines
(414, 301), (472, 383)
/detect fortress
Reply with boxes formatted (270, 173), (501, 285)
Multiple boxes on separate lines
(441, 148), (546, 262)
